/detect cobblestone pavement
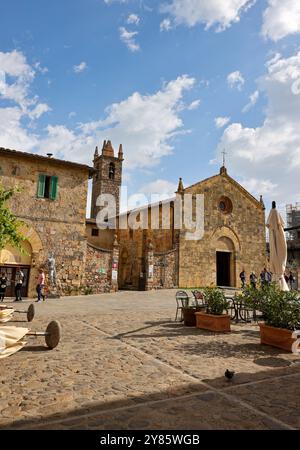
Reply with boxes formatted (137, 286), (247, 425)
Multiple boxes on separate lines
(0, 289), (299, 430)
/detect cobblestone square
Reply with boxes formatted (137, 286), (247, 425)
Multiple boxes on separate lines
(0, 289), (299, 430)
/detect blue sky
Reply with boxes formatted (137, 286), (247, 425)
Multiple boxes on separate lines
(0, 0), (300, 214)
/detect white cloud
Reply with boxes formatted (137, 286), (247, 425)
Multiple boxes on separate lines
(187, 99), (201, 110)
(242, 90), (260, 112)
(215, 116), (231, 129)
(73, 62), (88, 73)
(68, 111), (76, 118)
(75, 75), (196, 169)
(161, 0), (255, 31)
(28, 103), (51, 119)
(160, 18), (173, 32)
(141, 179), (177, 201)
(119, 27), (140, 52)
(0, 50), (50, 150)
(0, 57), (195, 172)
(262, 0), (300, 41)
(227, 71), (245, 90)
(127, 14), (140, 25)
(0, 107), (38, 151)
(218, 51), (300, 205)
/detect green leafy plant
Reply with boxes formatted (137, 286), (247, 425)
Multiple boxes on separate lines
(203, 287), (229, 315)
(261, 289), (300, 330)
(237, 283), (300, 330)
(63, 285), (74, 296)
(0, 183), (26, 251)
(81, 285), (94, 295)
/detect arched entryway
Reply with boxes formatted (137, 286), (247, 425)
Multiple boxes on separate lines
(0, 224), (43, 298)
(211, 226), (241, 288)
(216, 237), (235, 287)
(0, 241), (32, 297)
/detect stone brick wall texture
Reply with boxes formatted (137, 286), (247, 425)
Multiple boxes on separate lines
(0, 154), (89, 297)
(153, 249), (177, 289)
(84, 244), (112, 294)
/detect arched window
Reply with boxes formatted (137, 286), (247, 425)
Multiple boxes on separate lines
(109, 162), (115, 180)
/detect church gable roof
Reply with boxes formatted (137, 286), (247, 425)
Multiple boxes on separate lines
(184, 167), (263, 210)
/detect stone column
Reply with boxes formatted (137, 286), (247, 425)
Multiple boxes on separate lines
(174, 231), (180, 288)
(111, 234), (119, 292)
(145, 241), (154, 291)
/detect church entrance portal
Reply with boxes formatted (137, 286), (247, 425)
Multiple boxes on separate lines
(216, 251), (231, 287)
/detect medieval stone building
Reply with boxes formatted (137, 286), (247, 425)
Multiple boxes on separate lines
(0, 141), (267, 297)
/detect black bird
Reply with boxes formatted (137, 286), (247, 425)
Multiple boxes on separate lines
(225, 369), (235, 381)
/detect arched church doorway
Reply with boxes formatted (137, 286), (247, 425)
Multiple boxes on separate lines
(0, 240), (32, 297)
(215, 237), (236, 287)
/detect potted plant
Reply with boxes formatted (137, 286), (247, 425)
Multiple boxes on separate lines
(258, 287), (300, 352)
(182, 305), (206, 327)
(195, 288), (231, 332)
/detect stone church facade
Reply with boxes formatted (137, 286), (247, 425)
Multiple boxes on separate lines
(0, 141), (266, 297)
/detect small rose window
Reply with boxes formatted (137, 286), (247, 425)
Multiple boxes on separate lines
(218, 196), (233, 214)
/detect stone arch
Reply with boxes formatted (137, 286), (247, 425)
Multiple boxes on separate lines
(211, 226), (240, 288)
(20, 222), (43, 254)
(210, 226), (241, 252)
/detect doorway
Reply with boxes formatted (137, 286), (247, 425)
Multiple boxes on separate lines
(216, 252), (231, 287)
(0, 266), (31, 298)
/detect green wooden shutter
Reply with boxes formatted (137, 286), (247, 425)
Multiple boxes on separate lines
(50, 176), (58, 200)
(37, 174), (46, 198)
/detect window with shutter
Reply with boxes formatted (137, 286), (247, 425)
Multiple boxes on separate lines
(37, 174), (58, 200)
(50, 176), (58, 200)
(37, 174), (46, 198)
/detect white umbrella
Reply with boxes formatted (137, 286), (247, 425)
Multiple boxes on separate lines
(266, 202), (289, 291)
(0, 326), (29, 359)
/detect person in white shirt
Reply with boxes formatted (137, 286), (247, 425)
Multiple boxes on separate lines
(14, 267), (24, 302)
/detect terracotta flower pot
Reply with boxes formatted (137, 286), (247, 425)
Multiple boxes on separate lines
(259, 323), (298, 353)
(195, 312), (231, 332)
(182, 307), (205, 327)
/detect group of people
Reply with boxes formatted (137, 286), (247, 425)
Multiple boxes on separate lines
(0, 267), (25, 302)
(0, 267), (46, 303)
(239, 268), (296, 289)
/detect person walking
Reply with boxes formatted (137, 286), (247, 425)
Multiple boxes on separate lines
(239, 269), (246, 288)
(0, 271), (7, 302)
(14, 267), (24, 302)
(36, 268), (45, 303)
(250, 272), (257, 289)
(289, 271), (295, 290)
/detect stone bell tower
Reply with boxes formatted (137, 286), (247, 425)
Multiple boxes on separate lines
(91, 140), (123, 219)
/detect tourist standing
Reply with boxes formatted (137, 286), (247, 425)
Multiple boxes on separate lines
(260, 268), (269, 286)
(289, 271), (295, 290)
(0, 272), (7, 302)
(284, 273), (289, 285)
(239, 269), (246, 288)
(250, 272), (257, 289)
(36, 268), (45, 303)
(14, 267), (24, 302)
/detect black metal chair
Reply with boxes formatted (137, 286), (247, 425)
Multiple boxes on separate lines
(175, 291), (189, 322)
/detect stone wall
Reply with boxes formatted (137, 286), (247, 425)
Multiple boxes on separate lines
(0, 152), (90, 297)
(84, 244), (113, 294)
(117, 203), (175, 290)
(153, 248), (177, 289)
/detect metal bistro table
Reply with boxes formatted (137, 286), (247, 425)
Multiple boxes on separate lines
(226, 295), (253, 323)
